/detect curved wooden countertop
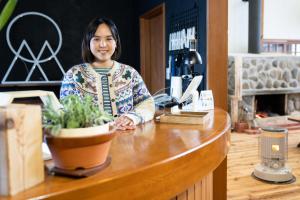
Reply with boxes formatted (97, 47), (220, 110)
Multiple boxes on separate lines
(0, 108), (231, 200)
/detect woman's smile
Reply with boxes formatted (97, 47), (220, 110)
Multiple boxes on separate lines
(90, 23), (116, 65)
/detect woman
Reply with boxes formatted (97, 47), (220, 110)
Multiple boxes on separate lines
(60, 17), (155, 130)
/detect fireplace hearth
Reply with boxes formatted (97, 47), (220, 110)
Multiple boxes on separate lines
(228, 54), (300, 125)
(255, 94), (286, 117)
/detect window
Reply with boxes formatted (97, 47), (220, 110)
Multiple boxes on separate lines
(262, 39), (300, 55)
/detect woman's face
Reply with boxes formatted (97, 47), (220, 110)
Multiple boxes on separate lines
(90, 23), (116, 64)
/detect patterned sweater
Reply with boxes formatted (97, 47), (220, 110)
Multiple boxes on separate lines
(60, 61), (155, 125)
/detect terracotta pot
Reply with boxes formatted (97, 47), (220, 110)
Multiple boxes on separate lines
(45, 125), (116, 170)
(58, 123), (110, 138)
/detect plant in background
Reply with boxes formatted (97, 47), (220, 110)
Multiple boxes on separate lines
(0, 0), (18, 31)
(43, 95), (113, 136)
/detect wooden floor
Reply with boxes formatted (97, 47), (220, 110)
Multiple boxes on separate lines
(228, 130), (300, 200)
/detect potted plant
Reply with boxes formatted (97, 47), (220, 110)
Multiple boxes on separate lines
(43, 95), (115, 170)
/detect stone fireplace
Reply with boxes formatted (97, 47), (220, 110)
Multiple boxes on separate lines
(228, 54), (300, 124)
(255, 94), (286, 117)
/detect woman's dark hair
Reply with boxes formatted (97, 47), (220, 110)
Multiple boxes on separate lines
(82, 17), (121, 63)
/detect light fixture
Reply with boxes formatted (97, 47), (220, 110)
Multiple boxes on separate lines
(188, 39), (202, 76)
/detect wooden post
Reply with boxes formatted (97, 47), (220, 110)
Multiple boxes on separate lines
(0, 104), (44, 196)
(207, 0), (228, 111)
(230, 55), (243, 125)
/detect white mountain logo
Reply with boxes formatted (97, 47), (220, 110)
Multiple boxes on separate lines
(2, 11), (65, 85)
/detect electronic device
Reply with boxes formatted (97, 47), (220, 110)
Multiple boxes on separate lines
(179, 75), (203, 104)
(154, 94), (172, 104)
(154, 93), (178, 108)
(154, 75), (202, 109)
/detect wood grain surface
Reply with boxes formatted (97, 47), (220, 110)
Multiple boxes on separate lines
(207, 0), (228, 111)
(228, 131), (300, 200)
(0, 104), (44, 196)
(0, 108), (230, 200)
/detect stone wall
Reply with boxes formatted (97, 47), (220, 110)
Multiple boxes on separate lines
(241, 57), (300, 92)
(228, 54), (300, 124)
(287, 94), (300, 114)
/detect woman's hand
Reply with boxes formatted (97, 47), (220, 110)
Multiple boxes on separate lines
(115, 115), (136, 130)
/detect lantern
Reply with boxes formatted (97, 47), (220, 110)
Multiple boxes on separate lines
(253, 127), (294, 183)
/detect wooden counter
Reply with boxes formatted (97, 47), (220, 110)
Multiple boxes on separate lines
(0, 108), (230, 200)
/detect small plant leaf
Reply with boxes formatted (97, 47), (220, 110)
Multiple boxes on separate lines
(0, 0), (18, 31)
(43, 94), (113, 136)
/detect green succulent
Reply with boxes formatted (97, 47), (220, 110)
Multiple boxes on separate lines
(43, 95), (113, 136)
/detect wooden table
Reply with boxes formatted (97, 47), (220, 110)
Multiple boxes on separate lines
(0, 108), (230, 200)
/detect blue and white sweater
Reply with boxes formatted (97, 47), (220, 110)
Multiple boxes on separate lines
(60, 61), (155, 125)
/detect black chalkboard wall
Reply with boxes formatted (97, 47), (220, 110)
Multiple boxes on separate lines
(0, 0), (206, 96)
(138, 0), (207, 91)
(0, 0), (139, 95)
